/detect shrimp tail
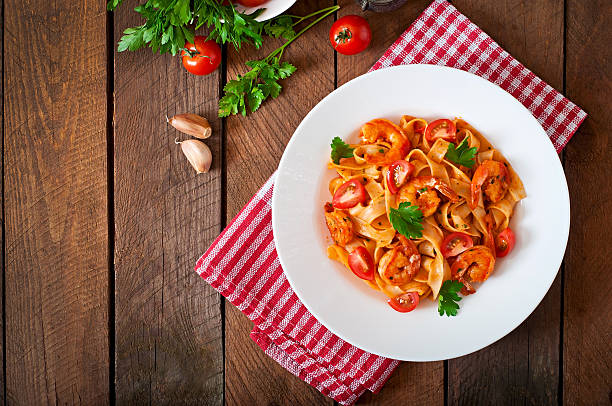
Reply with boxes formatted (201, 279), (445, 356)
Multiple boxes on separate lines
(469, 184), (477, 209)
(434, 181), (460, 202)
(483, 214), (497, 259)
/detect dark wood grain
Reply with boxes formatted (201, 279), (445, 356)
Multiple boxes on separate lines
(0, 0), (4, 403)
(223, 1), (335, 404)
(113, 1), (223, 403)
(335, 1), (445, 404)
(2, 1), (612, 404)
(3, 0), (109, 403)
(336, 0), (432, 86)
(563, 0), (612, 404)
(446, 1), (564, 405)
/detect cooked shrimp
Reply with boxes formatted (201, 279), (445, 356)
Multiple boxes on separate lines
(397, 176), (459, 217)
(359, 119), (411, 165)
(483, 213), (497, 258)
(470, 160), (510, 209)
(378, 235), (421, 285)
(324, 203), (353, 246)
(451, 245), (495, 295)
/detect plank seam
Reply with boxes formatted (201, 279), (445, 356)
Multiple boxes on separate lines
(1, 0), (5, 402)
(106, 7), (116, 406)
(220, 41), (228, 406)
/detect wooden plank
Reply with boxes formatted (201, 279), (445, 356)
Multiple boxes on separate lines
(224, 1), (335, 404)
(447, 1), (563, 405)
(113, 1), (223, 403)
(563, 0), (612, 404)
(3, 0), (109, 403)
(334, 1), (445, 403)
(0, 0), (4, 403)
(336, 0), (431, 86)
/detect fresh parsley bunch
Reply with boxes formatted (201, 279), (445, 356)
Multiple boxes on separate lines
(219, 6), (339, 116)
(109, 0), (297, 55)
(219, 58), (296, 116)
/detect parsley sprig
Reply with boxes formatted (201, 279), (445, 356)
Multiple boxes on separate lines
(389, 202), (424, 239)
(219, 6), (339, 116)
(109, 0), (303, 55)
(219, 58), (296, 116)
(330, 137), (355, 164)
(438, 280), (464, 316)
(446, 138), (478, 168)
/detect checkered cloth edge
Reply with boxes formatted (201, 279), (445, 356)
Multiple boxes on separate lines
(369, 0), (586, 151)
(195, 1), (586, 404)
(195, 174), (398, 405)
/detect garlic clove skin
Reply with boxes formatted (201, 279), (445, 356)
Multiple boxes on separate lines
(168, 113), (212, 139)
(177, 139), (212, 174)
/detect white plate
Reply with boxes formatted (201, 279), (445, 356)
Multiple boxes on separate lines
(235, 0), (296, 21)
(272, 65), (569, 361)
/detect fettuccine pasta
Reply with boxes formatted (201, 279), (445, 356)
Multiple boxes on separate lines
(324, 116), (525, 314)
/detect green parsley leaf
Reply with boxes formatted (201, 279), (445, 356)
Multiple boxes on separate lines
(117, 25), (146, 52)
(418, 187), (428, 193)
(438, 280), (463, 316)
(277, 61), (297, 79)
(194, 3), (265, 50)
(113, 1), (295, 55)
(219, 58), (297, 117)
(389, 202), (424, 239)
(263, 16), (296, 40)
(111, 1), (338, 116)
(107, 0), (124, 11)
(446, 138), (478, 168)
(330, 137), (355, 164)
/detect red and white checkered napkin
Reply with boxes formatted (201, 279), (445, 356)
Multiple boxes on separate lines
(370, 0), (586, 151)
(195, 1), (586, 404)
(196, 176), (397, 405)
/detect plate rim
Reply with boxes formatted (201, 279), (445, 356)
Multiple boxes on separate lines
(272, 64), (570, 361)
(237, 0), (297, 21)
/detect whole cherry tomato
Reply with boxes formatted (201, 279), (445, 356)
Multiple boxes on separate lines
(329, 15), (372, 55)
(182, 36), (222, 76)
(495, 227), (516, 257)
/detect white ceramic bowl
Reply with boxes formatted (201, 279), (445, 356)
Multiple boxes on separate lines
(235, 0), (296, 21)
(272, 64), (569, 361)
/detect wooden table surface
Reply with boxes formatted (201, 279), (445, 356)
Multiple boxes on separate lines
(3, 0), (611, 404)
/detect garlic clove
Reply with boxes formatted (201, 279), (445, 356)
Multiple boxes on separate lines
(168, 113), (212, 139)
(177, 139), (212, 174)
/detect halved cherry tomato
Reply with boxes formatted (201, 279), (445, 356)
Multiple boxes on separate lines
(441, 232), (474, 258)
(424, 119), (457, 143)
(182, 36), (222, 76)
(332, 179), (367, 209)
(387, 291), (420, 313)
(329, 15), (372, 55)
(348, 247), (375, 281)
(386, 160), (415, 194)
(495, 227), (516, 257)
